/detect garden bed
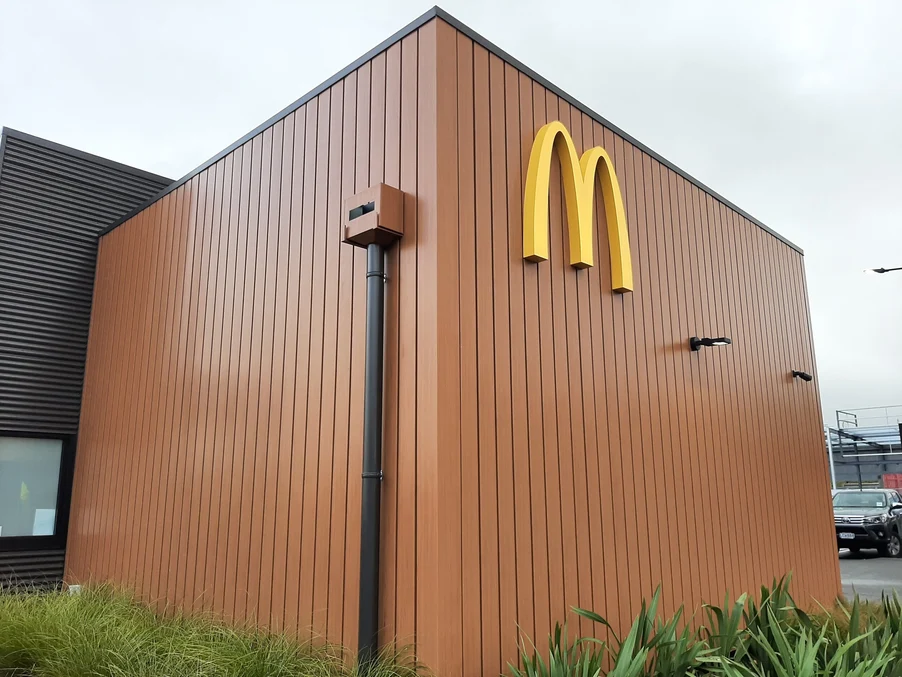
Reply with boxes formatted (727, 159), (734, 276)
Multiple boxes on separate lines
(0, 586), (418, 677)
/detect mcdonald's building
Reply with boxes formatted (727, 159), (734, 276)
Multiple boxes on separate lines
(2, 7), (840, 676)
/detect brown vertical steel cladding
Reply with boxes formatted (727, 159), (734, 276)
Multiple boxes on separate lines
(65, 10), (841, 677)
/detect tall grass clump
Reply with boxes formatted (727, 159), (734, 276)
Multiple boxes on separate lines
(0, 585), (422, 677)
(511, 576), (902, 677)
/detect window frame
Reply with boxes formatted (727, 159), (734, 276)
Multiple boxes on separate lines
(0, 431), (76, 552)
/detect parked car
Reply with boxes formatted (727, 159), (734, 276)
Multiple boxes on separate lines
(834, 488), (902, 557)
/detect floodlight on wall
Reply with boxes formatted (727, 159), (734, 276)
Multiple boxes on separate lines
(689, 336), (732, 351)
(792, 370), (813, 382)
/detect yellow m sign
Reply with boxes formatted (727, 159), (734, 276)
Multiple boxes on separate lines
(523, 121), (633, 293)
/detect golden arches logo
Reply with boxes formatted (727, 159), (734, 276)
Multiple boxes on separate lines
(523, 121), (633, 293)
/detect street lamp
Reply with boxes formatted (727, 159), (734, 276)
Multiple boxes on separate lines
(864, 266), (902, 274)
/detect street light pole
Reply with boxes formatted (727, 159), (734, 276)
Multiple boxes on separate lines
(864, 266), (902, 274)
(825, 425), (837, 491)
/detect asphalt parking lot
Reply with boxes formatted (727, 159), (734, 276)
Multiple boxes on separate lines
(839, 549), (902, 601)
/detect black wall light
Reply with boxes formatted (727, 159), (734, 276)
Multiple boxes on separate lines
(792, 370), (813, 382)
(690, 336), (732, 351)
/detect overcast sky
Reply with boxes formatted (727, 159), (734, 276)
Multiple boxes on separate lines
(2, 0), (899, 424)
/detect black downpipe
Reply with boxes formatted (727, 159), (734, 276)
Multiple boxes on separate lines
(358, 242), (386, 671)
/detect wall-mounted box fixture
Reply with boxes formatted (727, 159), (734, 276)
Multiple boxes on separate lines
(342, 183), (404, 248)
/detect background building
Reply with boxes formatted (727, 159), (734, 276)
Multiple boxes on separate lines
(827, 406), (902, 489)
(0, 8), (842, 676)
(0, 128), (170, 587)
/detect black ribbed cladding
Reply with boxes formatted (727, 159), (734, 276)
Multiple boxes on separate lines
(0, 549), (66, 590)
(0, 131), (171, 435)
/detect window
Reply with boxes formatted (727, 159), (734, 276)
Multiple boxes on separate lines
(833, 491), (888, 509)
(0, 437), (63, 538)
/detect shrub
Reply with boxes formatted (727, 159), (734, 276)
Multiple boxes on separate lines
(512, 577), (902, 677)
(0, 585), (421, 677)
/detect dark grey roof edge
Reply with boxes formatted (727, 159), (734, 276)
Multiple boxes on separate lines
(432, 7), (803, 255)
(99, 6), (444, 237)
(99, 5), (804, 255)
(0, 128), (8, 192)
(0, 127), (173, 186)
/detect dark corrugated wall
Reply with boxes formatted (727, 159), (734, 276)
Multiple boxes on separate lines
(0, 129), (171, 434)
(0, 128), (171, 590)
(0, 549), (66, 589)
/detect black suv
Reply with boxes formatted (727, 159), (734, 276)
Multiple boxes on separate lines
(834, 489), (902, 557)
